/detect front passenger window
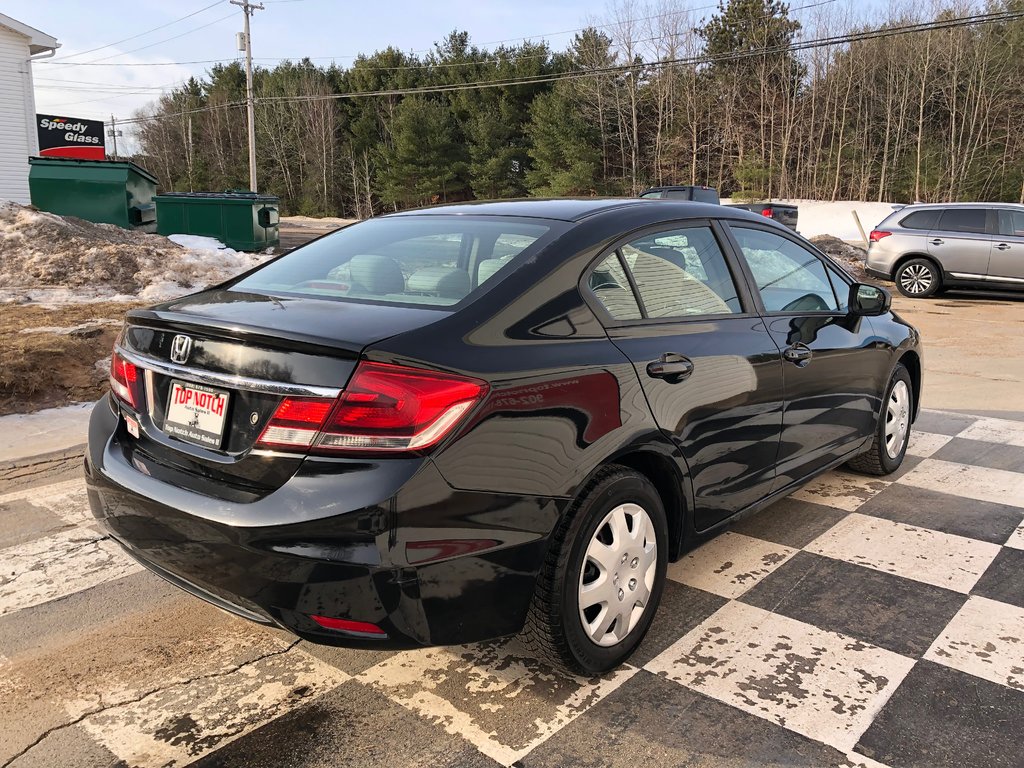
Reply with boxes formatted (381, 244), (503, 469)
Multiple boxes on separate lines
(731, 227), (840, 313)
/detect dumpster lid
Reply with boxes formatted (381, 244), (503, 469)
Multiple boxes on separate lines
(156, 190), (279, 203)
(28, 156), (158, 185)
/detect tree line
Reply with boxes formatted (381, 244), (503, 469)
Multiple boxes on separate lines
(133, 0), (1024, 217)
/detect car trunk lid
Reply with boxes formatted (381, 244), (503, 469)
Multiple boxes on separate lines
(114, 289), (445, 496)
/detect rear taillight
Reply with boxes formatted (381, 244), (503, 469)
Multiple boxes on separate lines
(257, 397), (334, 449)
(869, 230), (892, 242)
(109, 352), (139, 408)
(254, 361), (488, 455)
(761, 207), (774, 218)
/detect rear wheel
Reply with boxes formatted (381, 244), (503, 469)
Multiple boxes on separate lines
(895, 258), (940, 298)
(847, 364), (913, 476)
(522, 466), (667, 674)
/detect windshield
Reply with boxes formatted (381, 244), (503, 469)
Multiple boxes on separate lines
(233, 215), (557, 308)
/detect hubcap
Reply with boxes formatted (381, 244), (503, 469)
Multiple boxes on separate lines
(578, 503), (657, 647)
(885, 380), (911, 459)
(899, 264), (932, 295)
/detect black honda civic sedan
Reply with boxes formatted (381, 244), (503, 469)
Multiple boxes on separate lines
(86, 199), (921, 673)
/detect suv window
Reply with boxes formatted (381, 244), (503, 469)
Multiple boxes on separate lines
(997, 209), (1024, 237)
(936, 208), (988, 235)
(619, 226), (741, 319)
(900, 210), (940, 230)
(691, 187), (719, 204)
(730, 226), (840, 313)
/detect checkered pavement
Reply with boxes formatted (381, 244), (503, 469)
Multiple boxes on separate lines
(1, 408), (1022, 768)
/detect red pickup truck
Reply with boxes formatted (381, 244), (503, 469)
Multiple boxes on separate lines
(639, 186), (799, 232)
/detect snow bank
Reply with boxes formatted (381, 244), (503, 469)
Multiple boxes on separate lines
(0, 202), (272, 304)
(776, 200), (902, 241)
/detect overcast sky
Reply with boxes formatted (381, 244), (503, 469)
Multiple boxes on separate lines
(14, 0), (615, 123)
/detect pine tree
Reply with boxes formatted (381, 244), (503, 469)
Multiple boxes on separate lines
(526, 87), (601, 196)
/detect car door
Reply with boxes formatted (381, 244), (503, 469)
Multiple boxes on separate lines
(724, 224), (887, 488)
(991, 208), (1024, 282)
(927, 207), (993, 279)
(586, 221), (785, 530)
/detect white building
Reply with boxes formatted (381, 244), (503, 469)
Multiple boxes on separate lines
(0, 14), (58, 204)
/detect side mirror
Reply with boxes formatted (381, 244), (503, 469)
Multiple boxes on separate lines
(849, 283), (891, 317)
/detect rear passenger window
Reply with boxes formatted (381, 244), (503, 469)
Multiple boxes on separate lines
(620, 227), (742, 318)
(997, 209), (1024, 237)
(731, 227), (840, 313)
(589, 253), (642, 321)
(936, 209), (988, 234)
(900, 210), (940, 230)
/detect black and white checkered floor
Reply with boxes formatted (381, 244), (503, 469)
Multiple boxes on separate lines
(1, 408), (1022, 768)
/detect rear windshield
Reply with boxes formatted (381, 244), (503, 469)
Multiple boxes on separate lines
(233, 215), (557, 307)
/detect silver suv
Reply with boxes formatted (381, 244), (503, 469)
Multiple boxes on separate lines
(866, 202), (1024, 297)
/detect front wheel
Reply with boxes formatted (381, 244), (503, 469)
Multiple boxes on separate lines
(895, 258), (941, 298)
(847, 364), (913, 476)
(521, 465), (668, 674)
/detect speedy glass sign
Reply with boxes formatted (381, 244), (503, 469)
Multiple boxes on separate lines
(36, 114), (105, 160)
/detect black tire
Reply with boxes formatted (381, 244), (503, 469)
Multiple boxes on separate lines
(894, 258), (941, 298)
(847, 364), (913, 476)
(521, 465), (668, 675)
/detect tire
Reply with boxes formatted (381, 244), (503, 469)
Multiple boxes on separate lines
(522, 465), (668, 674)
(895, 258), (941, 298)
(847, 364), (913, 476)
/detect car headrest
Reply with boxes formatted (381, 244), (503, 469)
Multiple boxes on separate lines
(407, 266), (471, 299)
(594, 284), (640, 320)
(477, 259), (507, 284)
(348, 254), (406, 295)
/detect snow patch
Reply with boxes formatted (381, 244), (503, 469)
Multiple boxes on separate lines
(0, 202), (272, 305)
(777, 200), (902, 241)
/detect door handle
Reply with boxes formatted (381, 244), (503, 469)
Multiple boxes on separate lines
(995, 243), (1011, 251)
(783, 343), (813, 366)
(930, 238), (944, 245)
(647, 354), (694, 383)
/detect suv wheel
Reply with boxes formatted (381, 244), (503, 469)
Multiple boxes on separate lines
(522, 465), (667, 674)
(895, 258), (940, 298)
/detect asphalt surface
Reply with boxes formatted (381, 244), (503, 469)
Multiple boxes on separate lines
(1, 408), (1022, 768)
(2, 225), (1022, 767)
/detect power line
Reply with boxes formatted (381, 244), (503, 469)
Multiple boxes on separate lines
(112, 7), (1023, 128)
(35, 0), (834, 69)
(253, 9), (1024, 106)
(43, 11), (237, 67)
(48, 0), (225, 62)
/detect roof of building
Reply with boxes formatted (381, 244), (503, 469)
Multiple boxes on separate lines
(0, 13), (59, 55)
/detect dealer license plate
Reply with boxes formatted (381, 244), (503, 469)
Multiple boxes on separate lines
(164, 381), (230, 449)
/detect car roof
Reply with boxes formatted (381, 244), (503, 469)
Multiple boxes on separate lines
(898, 202), (1024, 211)
(384, 197), (745, 223)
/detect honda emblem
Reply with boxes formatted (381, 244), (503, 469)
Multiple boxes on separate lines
(170, 334), (193, 364)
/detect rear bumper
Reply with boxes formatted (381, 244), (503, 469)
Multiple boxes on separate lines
(865, 266), (892, 281)
(85, 399), (561, 648)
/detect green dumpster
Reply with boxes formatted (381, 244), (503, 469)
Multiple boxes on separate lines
(28, 157), (158, 232)
(155, 191), (280, 252)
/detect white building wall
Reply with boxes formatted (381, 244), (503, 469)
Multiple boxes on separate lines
(0, 24), (34, 204)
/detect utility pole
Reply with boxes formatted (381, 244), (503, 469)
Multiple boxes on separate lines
(230, 0), (263, 192)
(107, 115), (123, 160)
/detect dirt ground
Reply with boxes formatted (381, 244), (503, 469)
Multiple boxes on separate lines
(891, 291), (1024, 415)
(0, 301), (140, 416)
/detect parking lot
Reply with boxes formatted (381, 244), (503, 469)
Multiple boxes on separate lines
(1, 289), (1022, 768)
